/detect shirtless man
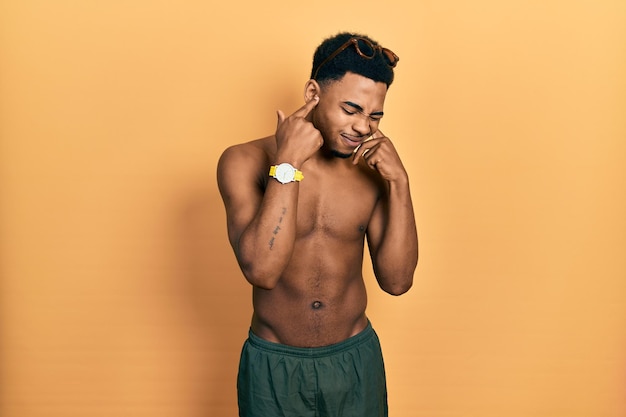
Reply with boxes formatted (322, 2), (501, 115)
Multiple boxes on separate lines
(217, 32), (418, 417)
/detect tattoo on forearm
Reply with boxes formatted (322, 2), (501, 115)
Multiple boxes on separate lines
(269, 208), (287, 250)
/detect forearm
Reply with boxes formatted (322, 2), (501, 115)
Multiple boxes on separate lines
(373, 179), (418, 295)
(236, 182), (299, 289)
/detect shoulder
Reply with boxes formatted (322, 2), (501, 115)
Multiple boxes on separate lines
(219, 136), (275, 163)
(218, 137), (275, 174)
(217, 136), (275, 191)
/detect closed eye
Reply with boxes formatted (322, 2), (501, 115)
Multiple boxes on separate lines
(341, 107), (356, 115)
(341, 106), (383, 122)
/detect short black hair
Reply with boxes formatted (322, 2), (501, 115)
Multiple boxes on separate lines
(310, 32), (396, 87)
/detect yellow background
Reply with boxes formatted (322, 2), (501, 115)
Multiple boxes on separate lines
(1, 1), (625, 416)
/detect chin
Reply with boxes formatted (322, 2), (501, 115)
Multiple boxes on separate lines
(331, 150), (353, 159)
(322, 141), (353, 159)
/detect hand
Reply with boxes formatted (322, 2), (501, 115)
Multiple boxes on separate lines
(352, 129), (408, 183)
(275, 96), (323, 166)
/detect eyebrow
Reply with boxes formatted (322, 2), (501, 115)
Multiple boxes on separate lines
(343, 101), (384, 117)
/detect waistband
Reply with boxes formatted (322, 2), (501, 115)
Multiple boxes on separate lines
(247, 321), (376, 358)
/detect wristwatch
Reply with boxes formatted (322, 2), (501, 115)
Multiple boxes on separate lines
(269, 163), (304, 184)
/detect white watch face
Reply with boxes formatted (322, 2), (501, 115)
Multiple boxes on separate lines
(275, 163), (296, 184)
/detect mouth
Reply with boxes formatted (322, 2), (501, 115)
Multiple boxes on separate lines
(341, 133), (366, 149)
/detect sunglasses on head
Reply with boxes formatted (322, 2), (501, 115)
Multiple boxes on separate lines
(312, 37), (399, 80)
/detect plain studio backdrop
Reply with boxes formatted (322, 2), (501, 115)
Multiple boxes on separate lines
(1, 1), (625, 416)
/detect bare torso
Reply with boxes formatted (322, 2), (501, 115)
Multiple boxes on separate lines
(248, 137), (383, 347)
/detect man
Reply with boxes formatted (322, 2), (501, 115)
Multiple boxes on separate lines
(217, 32), (418, 417)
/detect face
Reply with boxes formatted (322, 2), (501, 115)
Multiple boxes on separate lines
(311, 72), (388, 159)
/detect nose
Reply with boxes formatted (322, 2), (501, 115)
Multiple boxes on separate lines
(351, 114), (372, 136)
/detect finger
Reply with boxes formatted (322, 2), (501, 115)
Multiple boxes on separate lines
(353, 131), (377, 151)
(368, 158), (381, 170)
(370, 129), (385, 139)
(292, 95), (319, 118)
(276, 110), (285, 127)
(352, 147), (363, 165)
(356, 130), (382, 152)
(353, 128), (390, 163)
(353, 142), (380, 165)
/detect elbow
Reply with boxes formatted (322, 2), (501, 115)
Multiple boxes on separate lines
(239, 262), (280, 290)
(378, 270), (414, 296)
(235, 241), (282, 290)
(376, 257), (417, 296)
(382, 279), (413, 296)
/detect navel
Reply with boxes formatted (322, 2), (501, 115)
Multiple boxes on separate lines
(311, 300), (324, 310)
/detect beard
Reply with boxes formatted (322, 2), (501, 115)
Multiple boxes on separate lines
(331, 149), (353, 159)
(319, 133), (354, 159)
(326, 133), (356, 159)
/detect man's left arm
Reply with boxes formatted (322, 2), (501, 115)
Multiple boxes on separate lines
(353, 130), (418, 295)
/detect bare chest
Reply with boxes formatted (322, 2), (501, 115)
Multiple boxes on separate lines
(295, 171), (380, 240)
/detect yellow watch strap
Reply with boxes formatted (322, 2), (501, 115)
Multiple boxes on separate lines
(269, 164), (304, 182)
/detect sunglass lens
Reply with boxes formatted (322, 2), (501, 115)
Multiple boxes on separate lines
(355, 39), (376, 58)
(382, 49), (398, 67)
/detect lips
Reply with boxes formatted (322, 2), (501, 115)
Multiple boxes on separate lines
(341, 134), (365, 148)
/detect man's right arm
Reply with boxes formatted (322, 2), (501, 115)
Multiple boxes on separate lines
(217, 96), (321, 289)
(217, 145), (301, 289)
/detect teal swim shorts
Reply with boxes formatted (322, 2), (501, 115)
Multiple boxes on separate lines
(237, 321), (388, 417)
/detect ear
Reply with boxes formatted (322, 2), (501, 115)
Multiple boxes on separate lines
(303, 79), (321, 103)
